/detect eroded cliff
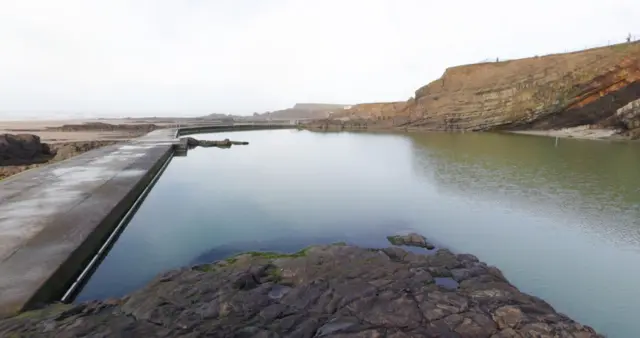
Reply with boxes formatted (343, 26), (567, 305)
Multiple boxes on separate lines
(309, 42), (640, 138)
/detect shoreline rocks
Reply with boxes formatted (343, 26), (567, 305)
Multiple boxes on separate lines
(0, 244), (602, 337)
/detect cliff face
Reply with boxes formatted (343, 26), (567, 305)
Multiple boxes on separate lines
(337, 101), (407, 119)
(407, 42), (640, 133)
(311, 101), (410, 130)
(309, 42), (640, 138)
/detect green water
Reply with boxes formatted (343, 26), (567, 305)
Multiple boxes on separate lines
(78, 129), (640, 337)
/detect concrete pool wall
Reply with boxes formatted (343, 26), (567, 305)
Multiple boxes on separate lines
(0, 123), (295, 318)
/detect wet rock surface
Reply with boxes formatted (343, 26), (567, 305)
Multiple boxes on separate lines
(0, 244), (602, 337)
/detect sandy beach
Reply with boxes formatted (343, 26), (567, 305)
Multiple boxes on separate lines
(0, 119), (181, 143)
(508, 125), (620, 140)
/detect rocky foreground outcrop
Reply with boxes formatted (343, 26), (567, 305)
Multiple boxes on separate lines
(0, 244), (601, 337)
(308, 42), (640, 139)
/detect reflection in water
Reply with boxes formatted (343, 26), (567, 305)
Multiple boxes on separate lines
(76, 129), (640, 337)
(408, 132), (640, 245)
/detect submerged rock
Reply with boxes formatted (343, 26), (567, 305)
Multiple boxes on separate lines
(0, 244), (602, 337)
(387, 232), (436, 250)
(183, 137), (249, 149)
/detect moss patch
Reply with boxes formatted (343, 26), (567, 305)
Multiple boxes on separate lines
(244, 248), (308, 259)
(220, 243), (350, 266)
(14, 302), (73, 320)
(266, 265), (283, 283)
(386, 236), (403, 246)
(192, 264), (216, 273)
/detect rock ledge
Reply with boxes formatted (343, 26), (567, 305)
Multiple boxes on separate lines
(0, 244), (602, 337)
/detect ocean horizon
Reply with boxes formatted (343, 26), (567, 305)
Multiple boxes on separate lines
(0, 112), (208, 121)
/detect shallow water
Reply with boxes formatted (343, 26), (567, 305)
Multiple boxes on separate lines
(77, 129), (640, 336)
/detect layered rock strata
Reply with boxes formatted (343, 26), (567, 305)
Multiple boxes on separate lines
(308, 42), (640, 138)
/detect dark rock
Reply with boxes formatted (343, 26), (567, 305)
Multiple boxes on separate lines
(0, 133), (51, 165)
(381, 247), (408, 261)
(409, 267), (434, 284)
(0, 244), (603, 337)
(232, 272), (259, 290)
(183, 137), (249, 149)
(430, 249), (462, 269)
(427, 266), (453, 277)
(386, 233), (435, 250)
(184, 137), (199, 147)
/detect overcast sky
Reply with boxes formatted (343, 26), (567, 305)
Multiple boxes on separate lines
(0, 0), (638, 118)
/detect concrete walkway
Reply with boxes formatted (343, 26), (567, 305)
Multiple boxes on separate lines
(0, 128), (177, 317)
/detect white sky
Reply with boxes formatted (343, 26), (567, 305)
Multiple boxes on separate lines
(0, 0), (638, 118)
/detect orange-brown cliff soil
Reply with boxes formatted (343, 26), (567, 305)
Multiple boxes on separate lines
(308, 42), (640, 138)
